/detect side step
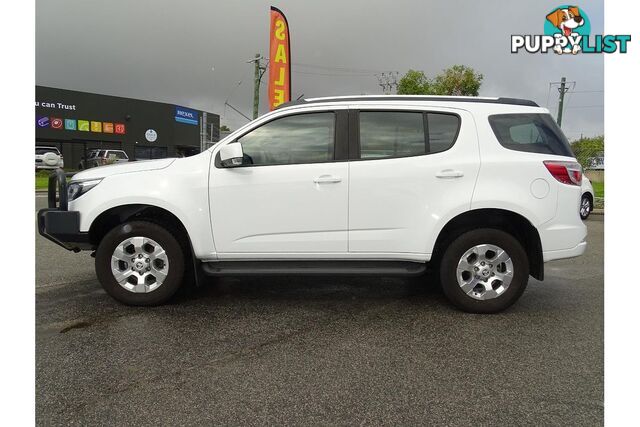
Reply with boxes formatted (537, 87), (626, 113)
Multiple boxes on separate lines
(201, 260), (427, 277)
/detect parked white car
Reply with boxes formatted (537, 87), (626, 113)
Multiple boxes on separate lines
(38, 95), (587, 313)
(35, 146), (64, 170)
(580, 176), (595, 220)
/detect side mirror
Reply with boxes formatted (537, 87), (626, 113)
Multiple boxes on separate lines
(220, 142), (244, 167)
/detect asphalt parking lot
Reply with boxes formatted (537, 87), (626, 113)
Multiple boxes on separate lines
(36, 194), (603, 425)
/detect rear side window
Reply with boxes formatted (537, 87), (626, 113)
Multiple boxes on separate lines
(489, 113), (574, 157)
(358, 111), (460, 159)
(359, 112), (425, 159)
(98, 150), (106, 157)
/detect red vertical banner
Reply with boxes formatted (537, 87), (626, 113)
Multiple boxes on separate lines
(268, 6), (291, 110)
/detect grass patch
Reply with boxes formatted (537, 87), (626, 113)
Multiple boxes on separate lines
(592, 181), (604, 198)
(35, 170), (75, 190)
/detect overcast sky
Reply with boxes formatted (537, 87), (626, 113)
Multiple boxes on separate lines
(36, 0), (604, 139)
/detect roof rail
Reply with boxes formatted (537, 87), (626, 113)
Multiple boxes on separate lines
(276, 95), (539, 109)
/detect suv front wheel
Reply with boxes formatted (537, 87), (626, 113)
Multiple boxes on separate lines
(440, 228), (529, 313)
(95, 221), (185, 306)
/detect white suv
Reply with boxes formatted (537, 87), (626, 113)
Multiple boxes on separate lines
(35, 146), (64, 170)
(38, 96), (586, 313)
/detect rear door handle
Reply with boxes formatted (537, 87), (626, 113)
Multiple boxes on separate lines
(314, 175), (342, 184)
(436, 169), (464, 179)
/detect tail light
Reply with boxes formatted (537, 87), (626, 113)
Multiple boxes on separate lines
(543, 161), (582, 186)
(101, 158), (107, 165)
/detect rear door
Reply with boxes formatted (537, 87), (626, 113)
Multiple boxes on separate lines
(348, 106), (479, 256)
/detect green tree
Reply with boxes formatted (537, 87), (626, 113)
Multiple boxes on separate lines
(432, 65), (483, 96)
(397, 70), (431, 95)
(220, 124), (231, 132)
(396, 65), (483, 96)
(570, 136), (604, 169)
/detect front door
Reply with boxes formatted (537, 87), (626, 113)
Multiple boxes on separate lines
(210, 109), (349, 257)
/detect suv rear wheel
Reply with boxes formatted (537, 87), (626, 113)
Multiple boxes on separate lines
(439, 228), (529, 313)
(95, 221), (185, 306)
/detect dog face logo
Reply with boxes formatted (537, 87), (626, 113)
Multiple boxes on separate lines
(544, 5), (588, 54)
(547, 6), (584, 37)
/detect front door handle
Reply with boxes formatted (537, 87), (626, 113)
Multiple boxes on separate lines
(436, 169), (464, 179)
(314, 175), (342, 184)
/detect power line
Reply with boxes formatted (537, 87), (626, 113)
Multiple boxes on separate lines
(292, 62), (385, 74)
(293, 70), (375, 77)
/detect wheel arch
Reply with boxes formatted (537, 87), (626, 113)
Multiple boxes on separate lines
(431, 208), (544, 280)
(583, 191), (594, 211)
(88, 204), (201, 285)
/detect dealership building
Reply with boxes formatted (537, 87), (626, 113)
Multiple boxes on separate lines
(36, 86), (220, 169)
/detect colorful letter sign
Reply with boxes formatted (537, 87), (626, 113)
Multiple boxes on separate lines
(90, 121), (102, 133)
(78, 120), (90, 131)
(268, 6), (291, 110)
(103, 122), (114, 133)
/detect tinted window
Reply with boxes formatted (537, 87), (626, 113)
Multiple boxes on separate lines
(35, 147), (60, 155)
(107, 150), (128, 159)
(98, 150), (106, 158)
(238, 113), (335, 166)
(489, 113), (574, 157)
(359, 112), (425, 159)
(427, 113), (459, 153)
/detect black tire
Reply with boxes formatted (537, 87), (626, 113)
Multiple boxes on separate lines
(95, 221), (185, 306)
(439, 228), (529, 314)
(580, 194), (592, 220)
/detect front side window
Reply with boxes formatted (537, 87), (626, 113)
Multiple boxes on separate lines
(489, 113), (574, 157)
(237, 112), (335, 166)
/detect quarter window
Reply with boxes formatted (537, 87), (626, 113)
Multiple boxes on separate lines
(237, 113), (335, 166)
(427, 113), (459, 153)
(488, 113), (574, 157)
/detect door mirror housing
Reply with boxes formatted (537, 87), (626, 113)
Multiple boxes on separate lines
(220, 142), (244, 167)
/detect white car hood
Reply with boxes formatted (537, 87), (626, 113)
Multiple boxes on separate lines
(71, 158), (176, 180)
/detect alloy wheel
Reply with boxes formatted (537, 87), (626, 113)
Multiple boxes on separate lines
(456, 244), (514, 300)
(111, 236), (169, 293)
